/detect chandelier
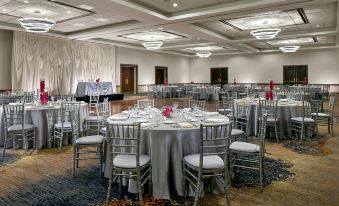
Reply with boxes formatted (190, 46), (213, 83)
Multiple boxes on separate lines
(196, 52), (212, 58)
(250, 28), (281, 40)
(142, 41), (163, 50)
(18, 18), (56, 33)
(279, 45), (300, 53)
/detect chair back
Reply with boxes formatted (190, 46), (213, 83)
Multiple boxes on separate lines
(97, 98), (111, 118)
(70, 110), (80, 143)
(106, 123), (142, 168)
(89, 95), (100, 115)
(61, 94), (75, 101)
(328, 96), (336, 116)
(259, 99), (277, 120)
(60, 101), (80, 126)
(137, 99), (154, 108)
(189, 100), (205, 110)
(3, 104), (25, 132)
(234, 103), (251, 132)
(198, 123), (232, 170)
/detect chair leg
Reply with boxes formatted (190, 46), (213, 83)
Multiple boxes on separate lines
(194, 177), (201, 206)
(3, 134), (8, 156)
(148, 165), (152, 195)
(72, 145), (76, 177)
(331, 119), (334, 137)
(182, 162), (186, 197)
(99, 144), (103, 176)
(275, 124), (279, 142)
(106, 170), (114, 205)
(259, 155), (263, 192)
(328, 118), (331, 134)
(76, 147), (80, 168)
(137, 171), (144, 204)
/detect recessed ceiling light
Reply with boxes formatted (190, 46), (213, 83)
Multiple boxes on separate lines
(316, 24), (320, 27)
(67, 11), (71, 14)
(23, 0), (29, 3)
(78, 4), (95, 10)
(2, 9), (7, 12)
(95, 18), (108, 22)
(173, 3), (178, 7)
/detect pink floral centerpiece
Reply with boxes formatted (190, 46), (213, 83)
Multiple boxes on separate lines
(265, 80), (274, 100)
(39, 79), (48, 104)
(162, 106), (173, 118)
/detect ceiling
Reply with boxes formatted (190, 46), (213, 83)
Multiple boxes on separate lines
(0, 0), (338, 57)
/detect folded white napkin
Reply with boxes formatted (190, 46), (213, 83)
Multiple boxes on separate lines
(141, 123), (152, 128)
(109, 115), (128, 121)
(178, 122), (193, 128)
(205, 118), (225, 123)
(205, 112), (218, 116)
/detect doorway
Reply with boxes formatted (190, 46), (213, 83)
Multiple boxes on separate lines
(211, 67), (228, 86)
(155, 66), (168, 84)
(120, 64), (138, 94)
(283, 65), (308, 85)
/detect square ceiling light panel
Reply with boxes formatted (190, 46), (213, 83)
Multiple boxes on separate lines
(220, 9), (307, 31)
(119, 30), (187, 42)
(0, 0), (91, 24)
(266, 37), (316, 46)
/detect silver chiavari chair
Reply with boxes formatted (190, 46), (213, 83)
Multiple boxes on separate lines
(189, 100), (206, 111)
(229, 114), (267, 191)
(85, 98), (111, 135)
(3, 104), (36, 155)
(312, 96), (336, 136)
(89, 94), (100, 116)
(290, 95), (319, 142)
(182, 123), (232, 206)
(137, 99), (154, 109)
(61, 94), (75, 101)
(106, 123), (152, 204)
(259, 99), (279, 142)
(232, 103), (251, 140)
(53, 101), (80, 151)
(70, 110), (104, 177)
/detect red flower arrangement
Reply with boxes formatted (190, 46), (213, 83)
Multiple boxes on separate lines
(39, 79), (48, 104)
(96, 78), (100, 83)
(265, 80), (274, 100)
(162, 106), (173, 118)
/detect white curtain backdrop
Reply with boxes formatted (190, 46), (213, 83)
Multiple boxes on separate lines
(11, 31), (116, 95)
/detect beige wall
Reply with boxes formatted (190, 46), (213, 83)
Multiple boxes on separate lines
(115, 47), (190, 87)
(190, 48), (339, 84)
(0, 30), (13, 90)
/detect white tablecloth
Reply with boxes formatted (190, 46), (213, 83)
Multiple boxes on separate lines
(0, 102), (89, 149)
(104, 110), (229, 199)
(76, 82), (113, 96)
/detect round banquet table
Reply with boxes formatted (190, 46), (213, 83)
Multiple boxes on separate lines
(234, 99), (304, 138)
(0, 102), (89, 149)
(103, 110), (229, 199)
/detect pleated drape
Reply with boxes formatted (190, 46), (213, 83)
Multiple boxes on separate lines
(11, 31), (116, 95)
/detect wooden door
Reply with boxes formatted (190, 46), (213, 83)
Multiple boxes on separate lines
(283, 65), (308, 85)
(121, 66), (134, 93)
(155, 66), (168, 84)
(211, 67), (228, 86)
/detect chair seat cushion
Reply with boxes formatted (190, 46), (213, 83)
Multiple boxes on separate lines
(100, 127), (107, 134)
(259, 116), (278, 122)
(85, 116), (106, 121)
(113, 154), (151, 169)
(229, 141), (260, 153)
(231, 129), (245, 136)
(291, 117), (315, 123)
(312, 112), (330, 117)
(54, 122), (72, 128)
(8, 124), (34, 132)
(75, 135), (104, 145)
(183, 154), (224, 169)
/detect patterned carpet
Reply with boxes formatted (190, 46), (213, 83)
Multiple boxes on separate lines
(0, 157), (293, 206)
(0, 153), (20, 167)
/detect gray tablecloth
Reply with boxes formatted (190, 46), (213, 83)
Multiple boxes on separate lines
(104, 111), (228, 199)
(0, 102), (89, 149)
(0, 95), (25, 105)
(235, 99), (303, 137)
(76, 82), (113, 96)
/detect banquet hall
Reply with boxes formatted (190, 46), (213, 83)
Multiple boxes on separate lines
(0, 0), (339, 205)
